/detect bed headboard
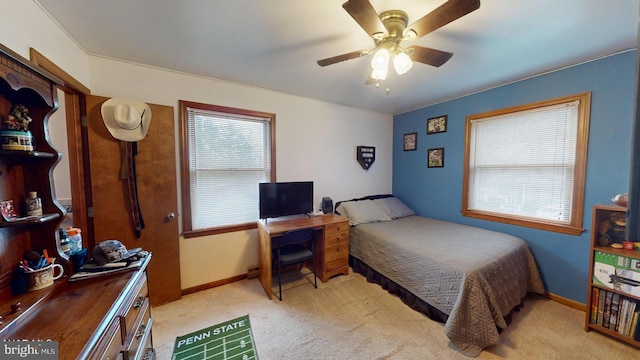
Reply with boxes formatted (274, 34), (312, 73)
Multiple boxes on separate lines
(334, 194), (393, 214)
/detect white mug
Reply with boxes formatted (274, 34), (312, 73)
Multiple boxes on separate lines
(25, 263), (64, 291)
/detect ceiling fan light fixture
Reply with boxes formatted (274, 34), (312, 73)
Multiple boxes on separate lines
(393, 51), (413, 75)
(371, 67), (388, 81)
(370, 48), (390, 70)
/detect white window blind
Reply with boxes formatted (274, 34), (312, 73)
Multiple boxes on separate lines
(186, 107), (271, 230)
(467, 100), (579, 223)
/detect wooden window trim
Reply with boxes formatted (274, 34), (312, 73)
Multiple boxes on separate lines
(461, 92), (591, 236)
(178, 100), (276, 236)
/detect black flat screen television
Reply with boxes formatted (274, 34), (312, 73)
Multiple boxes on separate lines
(259, 181), (313, 219)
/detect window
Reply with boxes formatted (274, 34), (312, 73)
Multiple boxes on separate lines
(179, 101), (275, 237)
(462, 93), (591, 235)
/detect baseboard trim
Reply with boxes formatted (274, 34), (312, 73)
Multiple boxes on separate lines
(181, 275), (588, 314)
(182, 274), (247, 296)
(546, 291), (585, 312)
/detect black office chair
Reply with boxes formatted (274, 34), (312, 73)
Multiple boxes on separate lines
(272, 227), (317, 301)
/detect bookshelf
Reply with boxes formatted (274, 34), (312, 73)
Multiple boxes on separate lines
(585, 204), (640, 346)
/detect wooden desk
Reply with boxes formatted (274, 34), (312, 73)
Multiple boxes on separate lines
(257, 214), (349, 299)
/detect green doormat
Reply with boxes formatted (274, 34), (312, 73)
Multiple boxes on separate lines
(172, 314), (258, 360)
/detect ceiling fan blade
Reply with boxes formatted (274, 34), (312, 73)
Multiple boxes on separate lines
(407, 46), (453, 67)
(342, 0), (386, 37)
(407, 0), (480, 38)
(317, 50), (365, 67)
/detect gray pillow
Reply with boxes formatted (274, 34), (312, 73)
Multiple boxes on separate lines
(336, 199), (392, 226)
(375, 197), (415, 219)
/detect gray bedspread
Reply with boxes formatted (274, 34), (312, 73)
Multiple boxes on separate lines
(349, 215), (545, 356)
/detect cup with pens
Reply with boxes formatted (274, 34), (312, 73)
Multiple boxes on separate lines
(18, 250), (64, 291)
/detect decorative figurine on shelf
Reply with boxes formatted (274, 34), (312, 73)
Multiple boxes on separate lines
(1, 104), (34, 151)
(1, 199), (18, 222)
(598, 212), (627, 247)
(3, 104), (33, 131)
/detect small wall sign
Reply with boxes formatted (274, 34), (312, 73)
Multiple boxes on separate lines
(357, 146), (375, 170)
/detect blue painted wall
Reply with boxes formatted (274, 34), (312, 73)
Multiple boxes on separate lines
(392, 51), (636, 304)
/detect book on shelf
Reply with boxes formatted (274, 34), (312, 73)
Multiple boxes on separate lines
(603, 291), (613, 328)
(629, 306), (640, 341)
(633, 311), (640, 341)
(597, 289), (606, 325)
(627, 302), (637, 335)
(618, 298), (629, 334)
(622, 299), (636, 335)
(592, 287), (640, 338)
(609, 293), (621, 331)
(591, 287), (599, 324)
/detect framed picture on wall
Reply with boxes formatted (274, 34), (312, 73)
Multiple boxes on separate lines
(427, 115), (447, 134)
(428, 147), (444, 168)
(403, 132), (417, 151)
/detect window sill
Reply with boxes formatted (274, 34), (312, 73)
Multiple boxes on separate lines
(461, 209), (585, 236)
(183, 222), (257, 238)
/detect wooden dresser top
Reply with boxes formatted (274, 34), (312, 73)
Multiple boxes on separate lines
(0, 256), (151, 358)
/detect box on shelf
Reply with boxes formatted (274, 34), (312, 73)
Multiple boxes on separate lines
(593, 251), (640, 298)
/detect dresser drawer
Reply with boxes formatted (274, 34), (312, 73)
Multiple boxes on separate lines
(122, 297), (153, 360)
(324, 241), (348, 271)
(120, 273), (149, 337)
(324, 222), (349, 246)
(88, 320), (123, 360)
(138, 330), (156, 360)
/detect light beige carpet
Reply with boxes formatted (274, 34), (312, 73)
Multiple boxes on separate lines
(152, 270), (638, 359)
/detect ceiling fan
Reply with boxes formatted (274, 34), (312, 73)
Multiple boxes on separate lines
(317, 0), (481, 83)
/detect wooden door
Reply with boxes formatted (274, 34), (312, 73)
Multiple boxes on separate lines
(85, 95), (180, 306)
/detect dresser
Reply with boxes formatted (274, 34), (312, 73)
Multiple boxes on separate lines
(257, 214), (350, 299)
(0, 255), (154, 359)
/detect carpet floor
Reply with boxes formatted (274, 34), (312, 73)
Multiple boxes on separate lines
(152, 269), (638, 359)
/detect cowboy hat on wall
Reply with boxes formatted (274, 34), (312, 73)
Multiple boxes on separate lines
(101, 98), (152, 142)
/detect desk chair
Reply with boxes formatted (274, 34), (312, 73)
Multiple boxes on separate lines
(272, 227), (317, 301)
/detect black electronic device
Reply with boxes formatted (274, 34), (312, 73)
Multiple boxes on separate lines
(259, 181), (314, 219)
(321, 197), (334, 214)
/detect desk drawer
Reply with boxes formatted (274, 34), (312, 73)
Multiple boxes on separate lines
(324, 241), (348, 271)
(324, 222), (349, 246)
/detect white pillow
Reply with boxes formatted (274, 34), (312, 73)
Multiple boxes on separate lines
(336, 199), (392, 226)
(375, 197), (415, 219)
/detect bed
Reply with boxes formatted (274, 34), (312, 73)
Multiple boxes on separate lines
(336, 195), (545, 357)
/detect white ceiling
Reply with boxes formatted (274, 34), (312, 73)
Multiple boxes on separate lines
(35, 0), (639, 115)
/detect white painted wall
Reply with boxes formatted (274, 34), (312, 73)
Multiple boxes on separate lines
(0, 1), (91, 87)
(2, 1), (393, 290)
(0, 1), (88, 206)
(49, 89), (72, 204)
(88, 57), (392, 289)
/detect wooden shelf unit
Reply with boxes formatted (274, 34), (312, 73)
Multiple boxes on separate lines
(0, 43), (156, 358)
(0, 43), (66, 302)
(585, 204), (640, 347)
